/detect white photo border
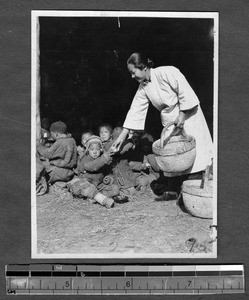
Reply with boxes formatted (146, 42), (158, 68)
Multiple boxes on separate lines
(31, 10), (218, 259)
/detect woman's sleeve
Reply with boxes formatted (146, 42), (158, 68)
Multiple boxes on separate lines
(163, 66), (200, 111)
(123, 86), (149, 130)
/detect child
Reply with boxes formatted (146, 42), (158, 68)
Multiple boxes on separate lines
(77, 130), (93, 160)
(41, 117), (53, 147)
(98, 123), (113, 151)
(141, 133), (154, 155)
(37, 121), (77, 185)
(107, 126), (138, 196)
(112, 126), (123, 142)
(41, 117), (50, 139)
(67, 177), (115, 209)
(36, 155), (48, 196)
(76, 135), (119, 198)
(128, 133), (160, 189)
(112, 126), (137, 155)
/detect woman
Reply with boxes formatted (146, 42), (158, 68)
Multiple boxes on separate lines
(112, 52), (213, 199)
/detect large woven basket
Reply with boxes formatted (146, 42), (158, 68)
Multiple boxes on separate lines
(152, 122), (196, 177)
(182, 179), (213, 219)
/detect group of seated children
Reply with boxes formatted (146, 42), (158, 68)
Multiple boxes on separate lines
(36, 120), (161, 209)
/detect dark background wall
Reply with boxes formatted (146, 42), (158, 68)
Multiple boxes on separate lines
(39, 17), (214, 143)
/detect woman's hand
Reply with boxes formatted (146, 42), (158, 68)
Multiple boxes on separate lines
(175, 105), (198, 128)
(110, 138), (123, 153)
(110, 128), (129, 154)
(174, 111), (186, 128)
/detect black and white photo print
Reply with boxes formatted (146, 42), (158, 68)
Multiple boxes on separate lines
(32, 10), (218, 258)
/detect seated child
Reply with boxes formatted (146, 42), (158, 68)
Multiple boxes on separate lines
(77, 130), (93, 161)
(41, 117), (53, 147)
(112, 126), (123, 141)
(36, 155), (48, 196)
(37, 121), (77, 185)
(41, 117), (51, 138)
(76, 135), (120, 198)
(67, 177), (115, 209)
(112, 127), (138, 155)
(98, 123), (113, 151)
(108, 127), (138, 197)
(128, 133), (160, 189)
(141, 133), (154, 155)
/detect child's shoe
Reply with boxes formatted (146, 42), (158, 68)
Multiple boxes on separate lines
(102, 197), (115, 209)
(36, 176), (48, 196)
(113, 194), (129, 204)
(53, 181), (68, 189)
(89, 198), (97, 205)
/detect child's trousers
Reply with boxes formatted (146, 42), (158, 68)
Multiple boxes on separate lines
(45, 164), (74, 184)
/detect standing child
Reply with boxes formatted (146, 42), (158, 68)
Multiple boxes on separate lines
(37, 121), (77, 185)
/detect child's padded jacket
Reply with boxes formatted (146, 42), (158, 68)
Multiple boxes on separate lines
(37, 136), (77, 169)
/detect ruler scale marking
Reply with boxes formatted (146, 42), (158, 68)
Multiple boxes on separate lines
(5, 264), (245, 295)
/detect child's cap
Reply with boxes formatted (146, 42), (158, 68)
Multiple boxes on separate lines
(50, 121), (67, 134)
(85, 135), (103, 151)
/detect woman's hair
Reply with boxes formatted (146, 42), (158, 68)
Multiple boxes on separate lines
(127, 52), (154, 70)
(98, 123), (113, 134)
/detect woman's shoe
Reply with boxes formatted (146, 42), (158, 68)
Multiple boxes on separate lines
(154, 191), (178, 201)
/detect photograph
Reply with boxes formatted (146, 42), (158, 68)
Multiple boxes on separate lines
(32, 10), (218, 258)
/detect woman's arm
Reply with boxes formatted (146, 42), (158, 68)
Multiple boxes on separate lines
(162, 67), (199, 129)
(111, 84), (149, 153)
(174, 105), (198, 128)
(110, 128), (129, 152)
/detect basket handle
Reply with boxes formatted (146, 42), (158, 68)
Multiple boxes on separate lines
(160, 121), (185, 148)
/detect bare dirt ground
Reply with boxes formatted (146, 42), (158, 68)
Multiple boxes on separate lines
(36, 186), (214, 256)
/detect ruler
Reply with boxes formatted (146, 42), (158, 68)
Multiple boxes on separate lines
(6, 264), (244, 295)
